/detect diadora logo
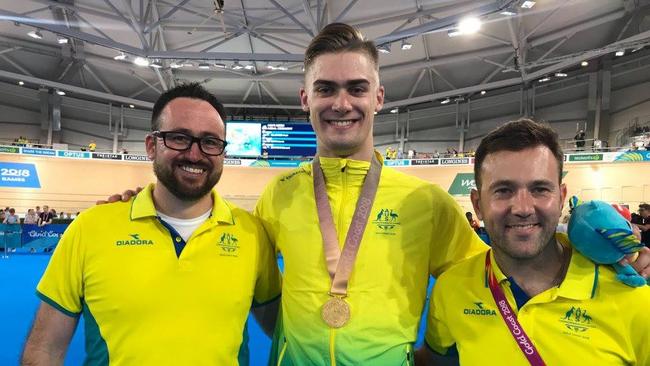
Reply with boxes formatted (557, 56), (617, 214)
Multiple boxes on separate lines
(217, 233), (240, 256)
(463, 302), (497, 316)
(280, 170), (305, 182)
(372, 208), (401, 235)
(560, 306), (595, 337)
(115, 233), (154, 246)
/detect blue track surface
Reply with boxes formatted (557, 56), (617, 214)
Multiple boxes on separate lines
(0, 253), (432, 365)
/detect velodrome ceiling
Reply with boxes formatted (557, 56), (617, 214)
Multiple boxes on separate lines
(1, 0), (650, 117)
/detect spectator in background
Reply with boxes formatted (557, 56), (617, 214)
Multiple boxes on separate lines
(3, 208), (19, 224)
(88, 140), (97, 152)
(37, 205), (54, 227)
(65, 213), (72, 220)
(35, 206), (41, 215)
(574, 129), (586, 151)
(23, 209), (37, 224)
(0, 209), (6, 222)
(385, 146), (394, 160)
(465, 211), (480, 231)
(14, 136), (28, 146)
(631, 203), (650, 247)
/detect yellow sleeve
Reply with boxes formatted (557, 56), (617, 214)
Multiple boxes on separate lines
(629, 290), (650, 365)
(424, 278), (455, 354)
(253, 180), (278, 249)
(252, 217), (282, 306)
(35, 217), (85, 317)
(429, 186), (487, 277)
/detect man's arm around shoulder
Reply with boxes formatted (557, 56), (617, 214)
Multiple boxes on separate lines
(21, 301), (78, 365)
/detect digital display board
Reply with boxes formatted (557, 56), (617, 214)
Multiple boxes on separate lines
(225, 122), (262, 157)
(262, 123), (317, 157)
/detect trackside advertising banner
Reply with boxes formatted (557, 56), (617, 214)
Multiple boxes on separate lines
(1, 144), (650, 167)
(20, 224), (68, 249)
(0, 162), (41, 188)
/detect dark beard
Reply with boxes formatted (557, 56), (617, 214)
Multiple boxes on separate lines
(153, 158), (221, 201)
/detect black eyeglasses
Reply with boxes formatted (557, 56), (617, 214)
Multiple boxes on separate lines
(152, 131), (228, 156)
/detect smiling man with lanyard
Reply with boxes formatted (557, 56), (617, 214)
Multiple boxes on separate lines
(254, 23), (487, 365)
(422, 119), (650, 365)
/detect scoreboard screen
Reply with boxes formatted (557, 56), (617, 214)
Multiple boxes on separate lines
(225, 122), (261, 157)
(261, 123), (317, 157)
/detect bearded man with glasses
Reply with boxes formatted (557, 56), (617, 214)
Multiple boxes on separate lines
(22, 83), (281, 366)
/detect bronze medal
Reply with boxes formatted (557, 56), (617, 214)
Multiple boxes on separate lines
(321, 297), (350, 328)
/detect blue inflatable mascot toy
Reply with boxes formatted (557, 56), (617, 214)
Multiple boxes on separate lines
(568, 196), (648, 287)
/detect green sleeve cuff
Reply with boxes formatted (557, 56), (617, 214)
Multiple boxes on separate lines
(36, 291), (81, 318)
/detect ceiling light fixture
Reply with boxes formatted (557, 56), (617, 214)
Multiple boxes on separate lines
(377, 44), (391, 54)
(244, 64), (255, 70)
(276, 63), (289, 71)
(27, 30), (43, 39)
(521, 1), (536, 9)
(401, 40), (412, 50)
(265, 62), (276, 70)
(232, 61), (244, 70)
(390, 108), (399, 114)
(538, 76), (551, 82)
(198, 62), (211, 69)
(133, 57), (150, 67)
(457, 17), (482, 35)
(440, 98), (451, 104)
(18, 81), (24, 86)
(213, 63), (226, 69)
(150, 60), (163, 68)
(615, 50), (625, 57)
(56, 90), (66, 96)
(500, 9), (517, 16)
(129, 104), (135, 109)
(57, 37), (68, 44)
(170, 62), (183, 69)
(581, 61), (589, 67)
(555, 72), (567, 77)
(114, 52), (127, 61)
(480, 90), (486, 95)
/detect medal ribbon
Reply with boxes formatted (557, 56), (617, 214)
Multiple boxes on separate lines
(313, 154), (382, 297)
(485, 251), (546, 366)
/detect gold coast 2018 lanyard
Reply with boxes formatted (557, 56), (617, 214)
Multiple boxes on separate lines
(485, 251), (546, 366)
(312, 155), (381, 328)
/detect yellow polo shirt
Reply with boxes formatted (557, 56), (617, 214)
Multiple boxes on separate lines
(255, 153), (487, 365)
(426, 233), (650, 365)
(37, 183), (281, 366)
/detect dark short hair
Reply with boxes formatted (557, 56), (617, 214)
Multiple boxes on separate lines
(474, 118), (564, 190)
(304, 23), (379, 74)
(640, 203), (650, 210)
(151, 82), (227, 131)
